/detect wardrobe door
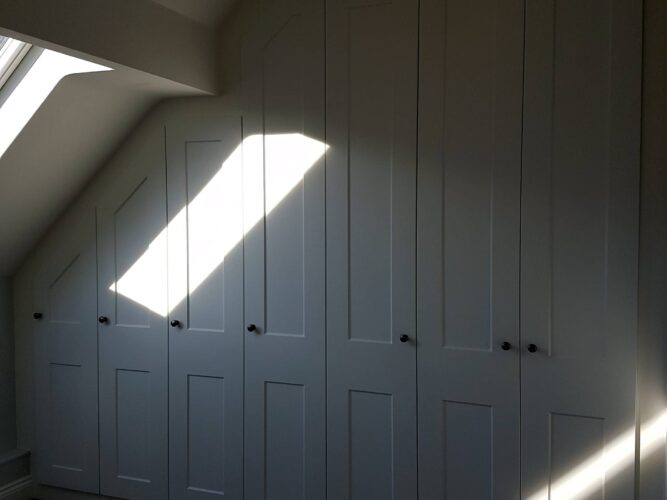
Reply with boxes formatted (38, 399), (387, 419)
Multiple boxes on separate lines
(34, 208), (99, 494)
(242, 0), (326, 498)
(417, 0), (524, 498)
(326, 0), (418, 498)
(167, 116), (244, 500)
(521, 0), (642, 498)
(97, 127), (169, 500)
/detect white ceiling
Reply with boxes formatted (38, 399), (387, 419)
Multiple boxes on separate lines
(151, 0), (238, 27)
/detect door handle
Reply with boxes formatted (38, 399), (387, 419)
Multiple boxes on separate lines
(527, 343), (538, 353)
(246, 324), (258, 333)
(399, 334), (410, 343)
(500, 341), (511, 351)
(33, 312), (42, 320)
(170, 320), (181, 328)
(98, 316), (109, 324)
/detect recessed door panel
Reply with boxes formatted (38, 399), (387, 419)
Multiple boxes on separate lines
(521, 0), (641, 497)
(97, 126), (168, 500)
(34, 207), (99, 494)
(442, 401), (494, 500)
(186, 375), (226, 495)
(349, 391), (394, 500)
(265, 382), (306, 500)
(534, 0), (614, 361)
(438, 0), (501, 351)
(116, 369), (151, 482)
(185, 141), (227, 332)
(113, 179), (155, 327)
(417, 0), (523, 498)
(167, 114), (244, 500)
(548, 413), (605, 500)
(48, 256), (83, 324)
(326, 0), (418, 498)
(48, 363), (85, 472)
(347, 3), (393, 344)
(263, 14), (306, 339)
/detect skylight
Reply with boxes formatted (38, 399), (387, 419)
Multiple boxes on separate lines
(0, 36), (31, 89)
(0, 36), (111, 160)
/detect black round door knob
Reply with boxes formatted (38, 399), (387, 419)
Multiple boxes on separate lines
(500, 341), (511, 351)
(170, 320), (181, 328)
(399, 334), (410, 343)
(246, 324), (257, 333)
(98, 316), (109, 324)
(527, 343), (538, 353)
(33, 312), (43, 320)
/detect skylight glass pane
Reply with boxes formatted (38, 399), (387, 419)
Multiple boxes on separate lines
(0, 36), (31, 89)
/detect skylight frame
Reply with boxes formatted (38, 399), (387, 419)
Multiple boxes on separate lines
(0, 36), (32, 90)
(0, 38), (110, 160)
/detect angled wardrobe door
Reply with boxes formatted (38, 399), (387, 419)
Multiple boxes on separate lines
(167, 115), (244, 499)
(33, 207), (99, 494)
(97, 125), (168, 500)
(521, 0), (642, 498)
(242, 0), (326, 498)
(417, 0), (524, 498)
(326, 0), (418, 498)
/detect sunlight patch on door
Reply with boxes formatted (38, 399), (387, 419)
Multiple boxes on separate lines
(110, 133), (327, 317)
(527, 409), (667, 500)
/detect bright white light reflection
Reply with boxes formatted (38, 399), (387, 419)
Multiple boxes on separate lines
(0, 49), (110, 158)
(527, 409), (667, 500)
(110, 133), (328, 316)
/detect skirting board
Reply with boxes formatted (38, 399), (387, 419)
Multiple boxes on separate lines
(0, 476), (31, 500)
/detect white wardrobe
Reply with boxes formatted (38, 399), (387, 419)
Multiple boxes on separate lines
(28, 0), (641, 498)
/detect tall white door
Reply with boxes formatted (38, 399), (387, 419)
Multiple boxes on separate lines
(33, 208), (99, 494)
(326, 0), (418, 498)
(242, 0), (327, 498)
(521, 0), (641, 498)
(166, 115), (245, 499)
(417, 0), (524, 498)
(97, 126), (169, 500)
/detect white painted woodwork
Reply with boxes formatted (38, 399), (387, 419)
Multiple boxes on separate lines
(326, 0), (419, 498)
(96, 128), (169, 500)
(21, 2), (646, 498)
(417, 0), (524, 497)
(166, 116), (245, 499)
(520, 0), (642, 497)
(242, 0), (327, 498)
(33, 208), (99, 494)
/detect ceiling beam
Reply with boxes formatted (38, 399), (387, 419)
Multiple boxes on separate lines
(0, 0), (219, 94)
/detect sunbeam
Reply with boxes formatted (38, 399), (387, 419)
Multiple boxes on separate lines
(110, 133), (328, 316)
(527, 410), (667, 500)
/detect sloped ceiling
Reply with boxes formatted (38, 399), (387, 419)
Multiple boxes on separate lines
(0, 0), (241, 275)
(0, 69), (187, 275)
